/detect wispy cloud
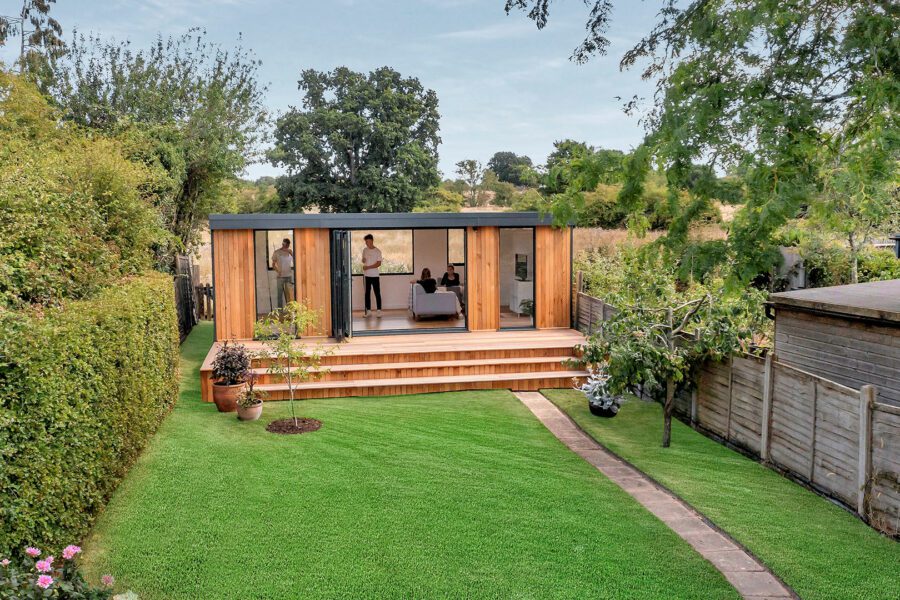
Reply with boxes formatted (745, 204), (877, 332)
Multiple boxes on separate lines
(436, 19), (537, 41)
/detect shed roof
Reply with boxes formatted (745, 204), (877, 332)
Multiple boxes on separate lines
(769, 279), (900, 324)
(208, 212), (559, 230)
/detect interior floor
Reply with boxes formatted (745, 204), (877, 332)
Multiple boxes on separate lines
(352, 308), (465, 332)
(500, 306), (534, 329)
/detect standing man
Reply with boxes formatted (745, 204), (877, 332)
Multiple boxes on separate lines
(271, 237), (294, 309)
(361, 233), (382, 317)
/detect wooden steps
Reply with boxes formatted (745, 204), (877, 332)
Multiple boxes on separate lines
(200, 329), (587, 402)
(256, 370), (588, 400)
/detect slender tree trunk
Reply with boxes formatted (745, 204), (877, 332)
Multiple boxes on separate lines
(662, 307), (674, 448)
(849, 232), (859, 284)
(287, 355), (297, 427)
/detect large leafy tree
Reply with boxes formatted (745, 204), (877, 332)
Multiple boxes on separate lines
(46, 29), (268, 254)
(507, 1), (899, 283)
(269, 67), (441, 213)
(0, 1), (65, 75)
(487, 151), (533, 185)
(455, 159), (484, 207)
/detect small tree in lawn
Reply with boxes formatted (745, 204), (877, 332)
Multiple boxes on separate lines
(255, 301), (328, 429)
(582, 288), (763, 447)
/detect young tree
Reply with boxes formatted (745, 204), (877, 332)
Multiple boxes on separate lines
(507, 1), (899, 284)
(269, 66), (441, 213)
(455, 159), (484, 207)
(487, 151), (533, 185)
(255, 302), (329, 430)
(47, 30), (268, 255)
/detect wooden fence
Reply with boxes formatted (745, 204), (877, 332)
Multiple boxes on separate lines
(572, 278), (899, 536)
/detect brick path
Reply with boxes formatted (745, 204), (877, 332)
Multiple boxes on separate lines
(514, 392), (796, 600)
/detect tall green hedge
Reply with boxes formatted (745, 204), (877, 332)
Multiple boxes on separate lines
(0, 274), (179, 555)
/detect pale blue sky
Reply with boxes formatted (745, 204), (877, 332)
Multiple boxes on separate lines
(1, 0), (661, 179)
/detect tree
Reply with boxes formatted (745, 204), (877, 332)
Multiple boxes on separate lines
(455, 159), (484, 207)
(487, 151), (533, 185)
(0, 1), (64, 75)
(508, 1), (900, 284)
(269, 66), (441, 213)
(413, 187), (464, 213)
(47, 30), (268, 256)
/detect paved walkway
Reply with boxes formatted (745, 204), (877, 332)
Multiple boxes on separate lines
(514, 392), (796, 600)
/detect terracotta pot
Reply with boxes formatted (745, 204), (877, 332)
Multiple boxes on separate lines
(212, 382), (244, 412)
(237, 401), (263, 421)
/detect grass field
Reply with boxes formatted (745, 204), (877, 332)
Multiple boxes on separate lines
(542, 389), (900, 600)
(81, 323), (738, 599)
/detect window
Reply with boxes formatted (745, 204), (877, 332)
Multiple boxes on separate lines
(254, 229), (295, 320)
(448, 229), (465, 265)
(351, 230), (413, 275)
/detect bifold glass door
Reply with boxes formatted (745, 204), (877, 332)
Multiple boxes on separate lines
(330, 229), (351, 341)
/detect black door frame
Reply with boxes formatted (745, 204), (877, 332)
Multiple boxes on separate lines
(329, 229), (351, 341)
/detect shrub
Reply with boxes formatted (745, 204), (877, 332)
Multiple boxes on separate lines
(0, 274), (180, 556)
(211, 341), (250, 386)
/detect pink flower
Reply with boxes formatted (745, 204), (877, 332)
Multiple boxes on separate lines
(62, 545), (82, 560)
(101, 574), (115, 587)
(25, 547), (40, 557)
(0, 558), (9, 566)
(35, 559), (52, 573)
(36, 574), (53, 589)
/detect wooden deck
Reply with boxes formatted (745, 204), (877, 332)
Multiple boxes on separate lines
(200, 329), (587, 401)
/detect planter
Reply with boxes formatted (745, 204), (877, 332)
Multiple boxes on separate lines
(588, 400), (619, 418)
(237, 401), (263, 421)
(212, 382), (244, 413)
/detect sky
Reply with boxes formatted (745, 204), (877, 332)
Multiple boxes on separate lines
(1, 0), (662, 180)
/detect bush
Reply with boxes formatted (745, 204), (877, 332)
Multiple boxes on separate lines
(0, 274), (180, 556)
(0, 544), (114, 598)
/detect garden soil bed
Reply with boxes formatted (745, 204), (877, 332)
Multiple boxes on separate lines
(266, 417), (322, 435)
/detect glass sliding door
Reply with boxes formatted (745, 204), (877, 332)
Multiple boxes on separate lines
(254, 229), (295, 336)
(499, 227), (534, 329)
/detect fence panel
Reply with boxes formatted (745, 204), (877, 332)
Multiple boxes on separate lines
(812, 380), (860, 505)
(728, 355), (765, 454)
(174, 254), (198, 343)
(870, 405), (900, 536)
(769, 363), (817, 478)
(696, 360), (731, 437)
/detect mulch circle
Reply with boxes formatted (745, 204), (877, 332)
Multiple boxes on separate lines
(266, 417), (322, 435)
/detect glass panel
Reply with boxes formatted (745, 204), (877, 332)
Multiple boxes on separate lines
(254, 230), (295, 334)
(350, 230), (412, 274)
(499, 228), (534, 328)
(448, 229), (465, 265)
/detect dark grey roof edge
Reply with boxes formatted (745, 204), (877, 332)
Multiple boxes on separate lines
(769, 279), (900, 324)
(208, 212), (561, 230)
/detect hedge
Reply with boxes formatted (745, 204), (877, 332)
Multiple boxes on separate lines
(0, 274), (180, 555)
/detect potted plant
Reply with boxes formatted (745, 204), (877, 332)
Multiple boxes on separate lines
(236, 374), (266, 421)
(211, 341), (250, 413)
(577, 363), (624, 418)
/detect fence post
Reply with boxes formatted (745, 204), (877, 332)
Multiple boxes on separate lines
(690, 388), (698, 426)
(574, 271), (583, 330)
(725, 356), (734, 442)
(857, 385), (875, 517)
(809, 380), (818, 482)
(760, 352), (774, 461)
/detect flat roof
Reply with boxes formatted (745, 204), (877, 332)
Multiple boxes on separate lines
(208, 212), (559, 230)
(769, 279), (900, 324)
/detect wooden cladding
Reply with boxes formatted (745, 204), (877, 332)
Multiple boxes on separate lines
(535, 226), (571, 328)
(213, 229), (255, 341)
(294, 228), (332, 336)
(466, 226), (500, 330)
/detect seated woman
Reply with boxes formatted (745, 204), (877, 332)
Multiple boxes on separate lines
(441, 264), (465, 310)
(412, 268), (437, 294)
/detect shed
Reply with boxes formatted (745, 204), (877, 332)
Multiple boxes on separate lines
(769, 279), (900, 406)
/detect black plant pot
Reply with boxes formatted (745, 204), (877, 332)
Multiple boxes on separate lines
(588, 401), (619, 418)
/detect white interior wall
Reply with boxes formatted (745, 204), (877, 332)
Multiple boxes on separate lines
(413, 229), (448, 279)
(499, 228), (534, 307)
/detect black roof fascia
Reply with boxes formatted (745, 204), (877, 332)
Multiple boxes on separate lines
(208, 212), (560, 230)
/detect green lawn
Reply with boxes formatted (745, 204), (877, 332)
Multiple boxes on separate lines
(542, 389), (900, 600)
(81, 322), (738, 599)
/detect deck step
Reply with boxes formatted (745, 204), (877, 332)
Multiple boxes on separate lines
(255, 370), (588, 400)
(250, 355), (578, 381)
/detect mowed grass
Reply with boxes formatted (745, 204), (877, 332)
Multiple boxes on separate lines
(542, 389), (900, 600)
(80, 323), (739, 599)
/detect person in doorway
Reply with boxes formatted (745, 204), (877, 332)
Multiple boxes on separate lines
(441, 264), (464, 311)
(413, 267), (437, 294)
(361, 233), (382, 317)
(271, 238), (294, 309)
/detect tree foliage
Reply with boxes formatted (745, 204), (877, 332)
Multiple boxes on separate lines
(487, 151), (533, 185)
(0, 0), (65, 79)
(46, 29), (268, 254)
(454, 159), (484, 207)
(0, 70), (167, 308)
(509, 1), (900, 284)
(269, 66), (441, 213)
